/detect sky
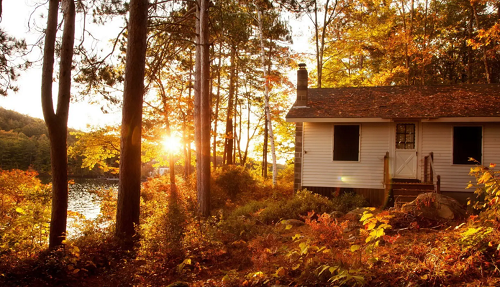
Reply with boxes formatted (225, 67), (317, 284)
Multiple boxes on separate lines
(0, 1), (313, 131)
(0, 1), (124, 130)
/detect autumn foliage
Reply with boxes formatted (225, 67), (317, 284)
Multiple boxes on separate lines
(2, 166), (500, 286)
(0, 169), (51, 259)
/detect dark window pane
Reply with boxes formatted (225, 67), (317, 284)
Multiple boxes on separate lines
(406, 134), (414, 142)
(334, 125), (359, 161)
(396, 123), (416, 150)
(453, 126), (482, 164)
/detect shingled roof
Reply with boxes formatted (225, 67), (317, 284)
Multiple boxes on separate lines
(286, 84), (500, 120)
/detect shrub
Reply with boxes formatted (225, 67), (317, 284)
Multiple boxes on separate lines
(0, 169), (52, 259)
(213, 165), (256, 199)
(304, 212), (349, 247)
(258, 190), (336, 224)
(331, 192), (368, 213)
(467, 163), (500, 220)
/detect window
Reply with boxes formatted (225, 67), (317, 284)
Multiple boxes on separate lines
(453, 126), (482, 164)
(333, 125), (359, 161)
(396, 123), (415, 149)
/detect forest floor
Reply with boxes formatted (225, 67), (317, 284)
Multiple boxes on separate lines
(2, 206), (500, 287)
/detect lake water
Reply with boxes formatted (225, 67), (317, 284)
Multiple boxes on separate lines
(67, 179), (117, 237)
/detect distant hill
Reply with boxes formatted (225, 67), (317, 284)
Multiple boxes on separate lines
(0, 107), (83, 175)
(0, 107), (48, 137)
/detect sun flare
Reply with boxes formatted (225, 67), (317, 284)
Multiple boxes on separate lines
(162, 135), (181, 153)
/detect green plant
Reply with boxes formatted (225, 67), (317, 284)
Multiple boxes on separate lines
(317, 265), (365, 286)
(467, 163), (500, 219)
(258, 190), (335, 224)
(213, 165), (256, 199)
(304, 212), (349, 248)
(459, 224), (495, 252)
(331, 192), (367, 213)
(351, 208), (395, 264)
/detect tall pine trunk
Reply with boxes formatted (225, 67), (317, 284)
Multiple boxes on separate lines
(115, 0), (148, 242)
(257, 9), (277, 187)
(223, 46), (237, 165)
(41, 0), (75, 249)
(195, 0), (210, 216)
(212, 43), (222, 169)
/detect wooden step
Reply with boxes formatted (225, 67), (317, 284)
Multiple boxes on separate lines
(393, 189), (435, 197)
(392, 178), (421, 183)
(391, 183), (434, 190)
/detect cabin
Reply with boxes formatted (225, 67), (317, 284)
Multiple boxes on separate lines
(286, 64), (500, 206)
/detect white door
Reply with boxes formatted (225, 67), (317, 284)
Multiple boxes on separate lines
(394, 123), (418, 179)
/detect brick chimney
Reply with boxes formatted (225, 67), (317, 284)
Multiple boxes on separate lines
(295, 63), (308, 106)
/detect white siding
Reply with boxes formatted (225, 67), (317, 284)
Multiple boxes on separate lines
(421, 123), (500, 192)
(302, 122), (391, 189)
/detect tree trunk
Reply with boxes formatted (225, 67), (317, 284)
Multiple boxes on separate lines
(115, 0), (148, 242)
(472, 3), (491, 83)
(467, 9), (473, 83)
(195, 0), (210, 216)
(257, 9), (277, 187)
(212, 43), (222, 170)
(41, 0), (75, 249)
(262, 117), (268, 178)
(224, 46), (237, 165)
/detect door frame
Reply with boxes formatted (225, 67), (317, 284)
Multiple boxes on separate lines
(390, 121), (421, 179)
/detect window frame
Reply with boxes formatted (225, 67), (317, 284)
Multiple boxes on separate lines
(452, 126), (483, 165)
(332, 124), (361, 162)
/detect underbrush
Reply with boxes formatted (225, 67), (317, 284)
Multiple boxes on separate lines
(3, 163), (500, 286)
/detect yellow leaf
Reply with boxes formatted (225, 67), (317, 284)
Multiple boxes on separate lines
(376, 228), (385, 238)
(350, 245), (361, 252)
(478, 172), (492, 184)
(15, 207), (25, 214)
(360, 213), (373, 222)
(275, 267), (286, 277)
(366, 222), (376, 230)
(292, 264), (301, 270)
(285, 224), (293, 230)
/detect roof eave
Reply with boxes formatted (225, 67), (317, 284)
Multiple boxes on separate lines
(286, 116), (500, 123)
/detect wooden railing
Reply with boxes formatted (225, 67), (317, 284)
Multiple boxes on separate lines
(424, 152), (441, 193)
(382, 151), (391, 208)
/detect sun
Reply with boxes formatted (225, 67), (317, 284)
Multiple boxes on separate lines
(162, 135), (182, 153)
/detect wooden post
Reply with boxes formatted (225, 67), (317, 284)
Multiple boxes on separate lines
(429, 152), (434, 183)
(436, 175), (441, 193)
(424, 155), (428, 183)
(382, 152), (392, 209)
